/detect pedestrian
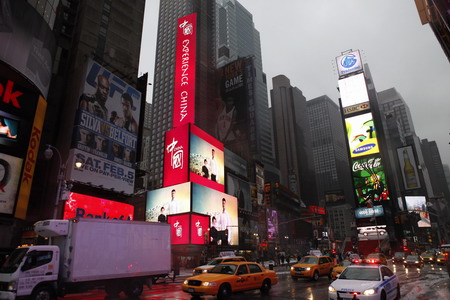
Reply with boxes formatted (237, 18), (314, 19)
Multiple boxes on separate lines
(286, 256), (290, 268)
(280, 254), (285, 265)
(297, 254), (301, 263)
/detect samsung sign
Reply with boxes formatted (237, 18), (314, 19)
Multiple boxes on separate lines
(336, 50), (363, 78)
(355, 206), (384, 219)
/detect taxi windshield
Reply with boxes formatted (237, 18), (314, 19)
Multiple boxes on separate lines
(300, 256), (318, 264)
(339, 267), (380, 281)
(421, 253), (433, 257)
(209, 264), (237, 275)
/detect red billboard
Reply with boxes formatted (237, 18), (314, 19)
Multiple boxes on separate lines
(173, 13), (197, 128)
(63, 192), (134, 220)
(163, 124), (190, 187)
(167, 213), (190, 245)
(190, 214), (210, 244)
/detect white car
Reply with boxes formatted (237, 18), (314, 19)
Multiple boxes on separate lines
(328, 264), (400, 299)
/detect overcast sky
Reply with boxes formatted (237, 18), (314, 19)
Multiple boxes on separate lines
(139, 0), (450, 166)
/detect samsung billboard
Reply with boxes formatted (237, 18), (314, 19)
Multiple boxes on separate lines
(346, 112), (380, 158)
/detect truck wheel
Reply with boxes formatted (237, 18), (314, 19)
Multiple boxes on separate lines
(217, 283), (231, 300)
(124, 279), (143, 298)
(31, 286), (55, 300)
(105, 281), (122, 297)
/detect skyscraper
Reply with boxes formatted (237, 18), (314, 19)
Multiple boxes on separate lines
(270, 75), (316, 204)
(307, 95), (354, 206)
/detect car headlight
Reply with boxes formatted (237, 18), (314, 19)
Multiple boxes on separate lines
(328, 285), (336, 292)
(183, 280), (188, 285)
(290, 266), (294, 270)
(415, 261), (419, 263)
(202, 282), (218, 287)
(202, 269), (208, 273)
(305, 267), (311, 271)
(7, 281), (17, 291)
(363, 288), (376, 295)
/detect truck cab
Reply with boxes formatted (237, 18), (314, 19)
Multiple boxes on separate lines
(0, 245), (59, 300)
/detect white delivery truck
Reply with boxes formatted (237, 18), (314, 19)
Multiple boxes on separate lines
(0, 218), (171, 300)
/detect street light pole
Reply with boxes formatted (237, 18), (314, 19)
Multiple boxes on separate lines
(44, 145), (66, 219)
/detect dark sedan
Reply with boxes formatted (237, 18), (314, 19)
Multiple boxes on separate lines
(404, 255), (424, 268)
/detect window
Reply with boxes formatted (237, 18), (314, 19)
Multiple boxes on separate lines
(21, 251), (53, 271)
(381, 267), (393, 277)
(236, 265), (248, 275)
(248, 264), (262, 273)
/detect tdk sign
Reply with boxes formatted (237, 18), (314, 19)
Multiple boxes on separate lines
(336, 50), (363, 77)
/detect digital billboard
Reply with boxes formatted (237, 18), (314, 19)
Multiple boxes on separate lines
(146, 182), (191, 222)
(0, 115), (18, 141)
(226, 173), (252, 212)
(189, 125), (225, 192)
(346, 112), (380, 158)
(355, 206), (384, 219)
(0, 153), (23, 214)
(75, 59), (141, 168)
(65, 148), (135, 195)
(267, 209), (278, 241)
(418, 211), (431, 228)
(336, 50), (363, 78)
(397, 146), (421, 190)
(357, 225), (388, 240)
(255, 163), (264, 205)
(214, 58), (255, 158)
(167, 214), (190, 245)
(163, 123), (190, 187)
(173, 13), (197, 127)
(352, 156), (390, 206)
(63, 192), (134, 220)
(0, 0), (56, 97)
(190, 214), (210, 244)
(338, 73), (369, 109)
(405, 196), (427, 212)
(192, 183), (238, 246)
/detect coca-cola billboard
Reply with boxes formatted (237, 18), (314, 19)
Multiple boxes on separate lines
(352, 156), (389, 206)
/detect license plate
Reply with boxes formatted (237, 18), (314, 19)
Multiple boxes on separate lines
(296, 271), (303, 274)
(188, 288), (195, 293)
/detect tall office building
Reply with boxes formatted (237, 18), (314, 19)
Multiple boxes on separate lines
(378, 88), (416, 137)
(307, 95), (354, 206)
(148, 0), (216, 189)
(270, 75), (316, 204)
(215, 0), (273, 166)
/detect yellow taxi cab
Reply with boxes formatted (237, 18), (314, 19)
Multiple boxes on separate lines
(290, 255), (334, 281)
(192, 256), (246, 275)
(330, 260), (353, 280)
(364, 253), (388, 265)
(182, 261), (278, 299)
(436, 253), (447, 265)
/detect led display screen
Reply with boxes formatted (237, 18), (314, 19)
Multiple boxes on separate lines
(163, 124), (190, 187)
(338, 73), (369, 109)
(190, 214), (210, 244)
(192, 183), (238, 246)
(63, 192), (134, 220)
(0, 153), (23, 214)
(357, 225), (388, 240)
(189, 125), (225, 192)
(352, 156), (389, 205)
(355, 206), (384, 219)
(226, 173), (253, 212)
(418, 211), (431, 228)
(397, 146), (421, 190)
(336, 50), (363, 78)
(346, 112), (380, 158)
(146, 182), (191, 222)
(0, 116), (19, 141)
(167, 214), (190, 245)
(267, 209), (278, 241)
(405, 196), (427, 212)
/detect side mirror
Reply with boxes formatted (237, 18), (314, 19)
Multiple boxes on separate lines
(383, 276), (390, 281)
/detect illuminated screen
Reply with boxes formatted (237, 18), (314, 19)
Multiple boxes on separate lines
(405, 196), (426, 212)
(63, 192), (134, 220)
(0, 116), (19, 140)
(0, 153), (23, 214)
(352, 156), (389, 205)
(163, 124), (190, 187)
(267, 209), (278, 241)
(338, 73), (369, 107)
(357, 225), (388, 240)
(191, 214), (210, 244)
(226, 173), (252, 212)
(146, 182), (191, 222)
(346, 112), (380, 158)
(397, 146), (421, 190)
(418, 211), (431, 228)
(167, 214), (190, 245)
(192, 183), (239, 246)
(354, 206), (384, 219)
(189, 125), (225, 192)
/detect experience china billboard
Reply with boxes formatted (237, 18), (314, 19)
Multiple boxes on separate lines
(192, 183), (239, 246)
(74, 59), (141, 168)
(352, 156), (389, 206)
(397, 146), (421, 190)
(346, 112), (380, 158)
(63, 192), (134, 220)
(0, 153), (23, 214)
(145, 182), (191, 222)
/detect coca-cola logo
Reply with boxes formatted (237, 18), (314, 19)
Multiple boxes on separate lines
(352, 158), (381, 172)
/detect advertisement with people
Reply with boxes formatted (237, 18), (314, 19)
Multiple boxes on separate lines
(146, 182), (191, 222)
(63, 192), (134, 220)
(352, 156), (390, 206)
(0, 153), (23, 214)
(189, 125), (225, 191)
(346, 112), (380, 158)
(75, 59), (141, 167)
(191, 183), (238, 246)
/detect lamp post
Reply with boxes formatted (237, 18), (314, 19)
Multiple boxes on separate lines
(44, 145), (82, 219)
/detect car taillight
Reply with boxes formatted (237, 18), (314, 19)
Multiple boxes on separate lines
(352, 259), (360, 264)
